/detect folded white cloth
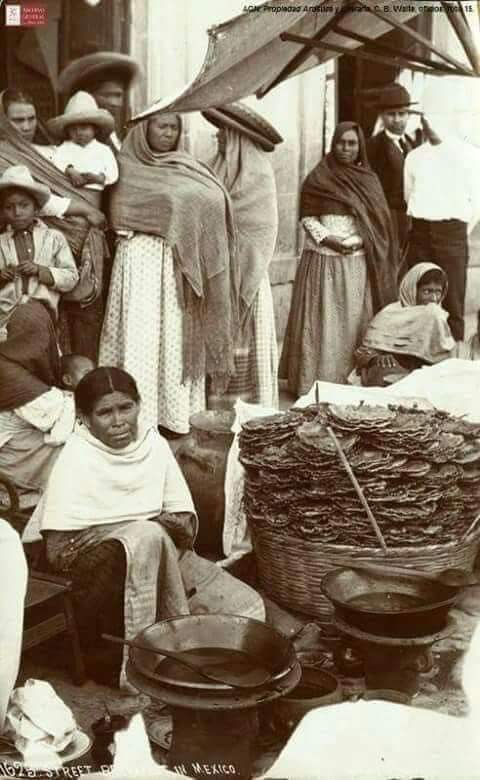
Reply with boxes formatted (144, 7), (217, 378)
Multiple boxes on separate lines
(5, 680), (76, 770)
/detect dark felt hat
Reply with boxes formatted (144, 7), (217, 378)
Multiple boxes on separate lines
(376, 84), (418, 111)
(202, 101), (283, 153)
(57, 52), (141, 97)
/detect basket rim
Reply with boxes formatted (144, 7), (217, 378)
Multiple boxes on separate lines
(251, 522), (480, 555)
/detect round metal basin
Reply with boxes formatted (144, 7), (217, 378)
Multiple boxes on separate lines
(321, 567), (458, 638)
(131, 614), (297, 691)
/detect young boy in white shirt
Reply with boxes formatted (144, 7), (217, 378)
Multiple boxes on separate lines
(48, 91), (119, 194)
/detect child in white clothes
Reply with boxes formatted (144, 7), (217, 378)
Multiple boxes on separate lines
(48, 91), (118, 193)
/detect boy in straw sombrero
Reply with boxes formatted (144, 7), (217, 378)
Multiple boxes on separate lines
(0, 165), (78, 329)
(48, 92), (118, 196)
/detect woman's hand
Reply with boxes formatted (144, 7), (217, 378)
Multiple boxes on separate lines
(322, 236), (352, 255)
(158, 512), (195, 550)
(374, 353), (399, 369)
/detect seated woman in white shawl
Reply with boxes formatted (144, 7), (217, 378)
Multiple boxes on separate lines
(351, 262), (454, 386)
(23, 367), (264, 688)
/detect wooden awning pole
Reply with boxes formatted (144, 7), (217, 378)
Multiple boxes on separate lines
(280, 32), (473, 77)
(356, 0), (476, 77)
(440, 0), (480, 75)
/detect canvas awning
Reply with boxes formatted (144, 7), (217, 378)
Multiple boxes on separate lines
(130, 0), (480, 124)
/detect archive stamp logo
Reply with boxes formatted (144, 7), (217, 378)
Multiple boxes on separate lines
(5, 4), (21, 25)
(4, 2), (47, 26)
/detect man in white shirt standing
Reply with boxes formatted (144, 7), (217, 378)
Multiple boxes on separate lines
(404, 132), (480, 341)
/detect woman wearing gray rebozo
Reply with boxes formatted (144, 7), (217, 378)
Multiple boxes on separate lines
(100, 113), (238, 434)
(203, 102), (282, 408)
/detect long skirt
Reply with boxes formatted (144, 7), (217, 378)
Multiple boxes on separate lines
(208, 273), (279, 410)
(280, 249), (373, 395)
(99, 235), (205, 433)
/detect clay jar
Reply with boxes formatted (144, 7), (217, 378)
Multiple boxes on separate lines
(176, 411), (235, 557)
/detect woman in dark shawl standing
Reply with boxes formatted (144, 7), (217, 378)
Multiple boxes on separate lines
(280, 122), (398, 394)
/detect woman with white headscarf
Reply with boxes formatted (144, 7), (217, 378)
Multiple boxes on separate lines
(352, 262), (455, 386)
(203, 103), (282, 409)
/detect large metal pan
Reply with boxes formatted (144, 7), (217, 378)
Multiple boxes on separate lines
(131, 614), (297, 691)
(321, 567), (458, 638)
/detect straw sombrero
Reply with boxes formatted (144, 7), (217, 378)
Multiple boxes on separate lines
(47, 92), (114, 140)
(202, 102), (283, 152)
(57, 52), (141, 97)
(0, 165), (50, 207)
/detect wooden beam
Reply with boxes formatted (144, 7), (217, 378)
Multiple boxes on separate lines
(355, 0), (476, 76)
(279, 32), (467, 76)
(258, 4), (353, 97)
(333, 23), (459, 74)
(440, 0), (480, 75)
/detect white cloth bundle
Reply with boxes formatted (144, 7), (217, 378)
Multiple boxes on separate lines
(5, 680), (76, 770)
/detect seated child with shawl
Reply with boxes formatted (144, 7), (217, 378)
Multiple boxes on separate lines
(0, 165), (78, 332)
(351, 262), (455, 386)
(48, 93), (118, 197)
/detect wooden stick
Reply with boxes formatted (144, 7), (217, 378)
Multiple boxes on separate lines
(462, 514), (480, 542)
(280, 32), (457, 77)
(355, 0), (476, 77)
(326, 426), (388, 553)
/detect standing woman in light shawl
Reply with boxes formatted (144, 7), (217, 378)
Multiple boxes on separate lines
(352, 262), (455, 386)
(280, 121), (398, 393)
(202, 103), (282, 408)
(100, 112), (237, 434)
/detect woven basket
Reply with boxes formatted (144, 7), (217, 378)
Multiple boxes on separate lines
(252, 526), (480, 621)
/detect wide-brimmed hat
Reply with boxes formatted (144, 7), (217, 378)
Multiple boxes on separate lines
(57, 51), (141, 97)
(0, 165), (50, 208)
(376, 84), (418, 111)
(202, 102), (283, 152)
(47, 91), (115, 139)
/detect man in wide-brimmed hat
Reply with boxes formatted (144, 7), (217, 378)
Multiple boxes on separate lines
(366, 83), (424, 255)
(57, 52), (141, 153)
(48, 92), (118, 197)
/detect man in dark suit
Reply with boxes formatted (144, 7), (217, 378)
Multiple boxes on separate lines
(366, 84), (423, 257)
